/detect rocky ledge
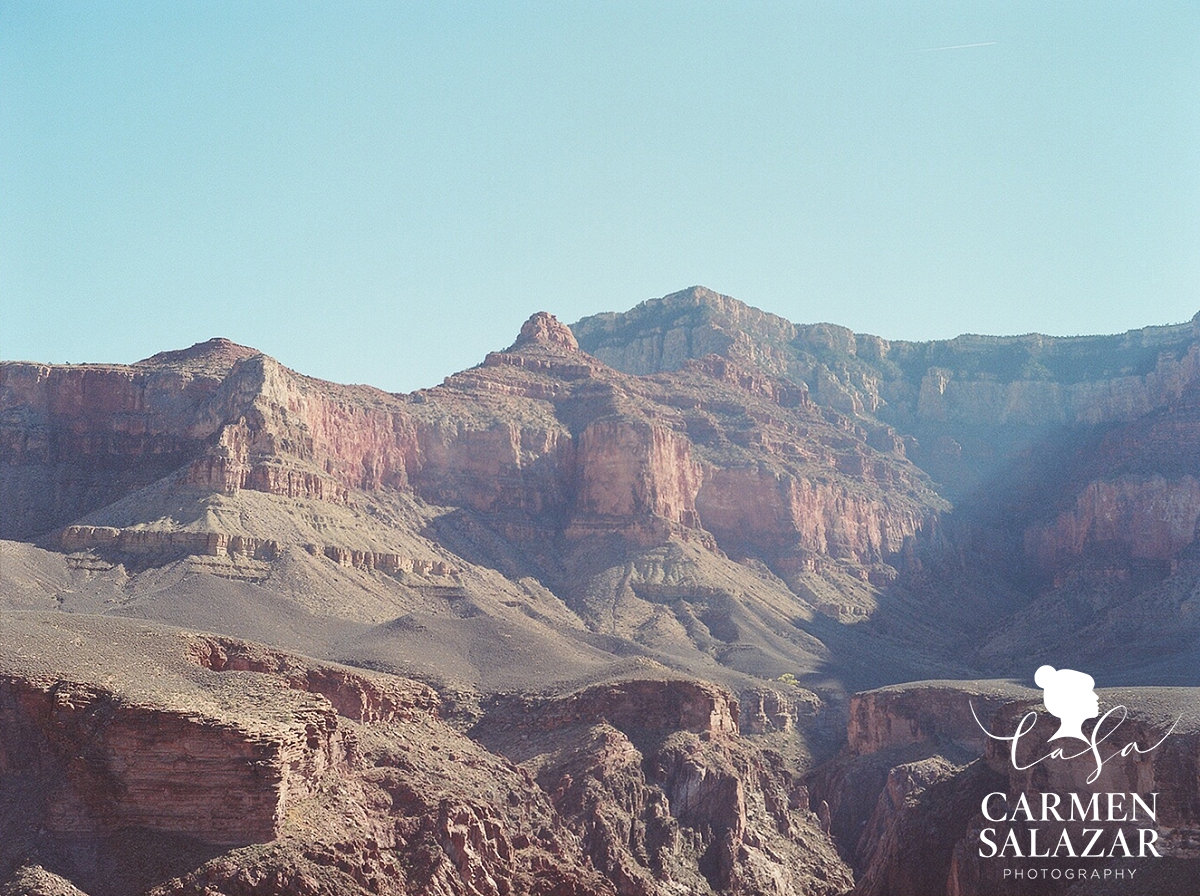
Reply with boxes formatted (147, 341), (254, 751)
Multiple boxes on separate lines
(0, 614), (854, 896)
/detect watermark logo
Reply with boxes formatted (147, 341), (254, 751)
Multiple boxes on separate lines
(971, 665), (1181, 785)
(968, 665), (1183, 865)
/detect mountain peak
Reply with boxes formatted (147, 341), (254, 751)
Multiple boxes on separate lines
(136, 337), (261, 369)
(660, 285), (734, 307)
(572, 288), (798, 376)
(509, 312), (579, 352)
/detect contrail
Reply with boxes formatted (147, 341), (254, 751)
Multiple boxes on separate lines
(918, 40), (998, 53)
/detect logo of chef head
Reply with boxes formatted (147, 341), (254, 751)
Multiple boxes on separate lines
(1034, 664), (1100, 743)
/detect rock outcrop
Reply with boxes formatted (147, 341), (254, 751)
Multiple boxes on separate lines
(509, 311), (582, 352)
(0, 673), (339, 846)
(0, 360), (231, 539)
(577, 288), (1200, 677)
(0, 614), (854, 896)
(1020, 387), (1200, 583)
(10, 293), (1200, 675)
(183, 634), (442, 723)
(1025, 475), (1200, 582)
(475, 678), (853, 896)
(2, 321), (936, 567)
(845, 682), (1033, 758)
(54, 523), (458, 577)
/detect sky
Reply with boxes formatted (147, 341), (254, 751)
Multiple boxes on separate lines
(2, 2), (1197, 392)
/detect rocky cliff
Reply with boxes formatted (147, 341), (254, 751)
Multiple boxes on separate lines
(1, 305), (947, 695)
(473, 677), (852, 896)
(0, 613), (853, 896)
(2, 313), (939, 571)
(7, 288), (1200, 688)
(0, 342), (244, 539)
(577, 287), (1200, 679)
(575, 287), (1200, 430)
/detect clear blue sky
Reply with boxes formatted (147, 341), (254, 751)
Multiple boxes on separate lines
(3, 2), (1197, 391)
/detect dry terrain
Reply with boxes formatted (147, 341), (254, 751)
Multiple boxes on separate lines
(3, 287), (1199, 894)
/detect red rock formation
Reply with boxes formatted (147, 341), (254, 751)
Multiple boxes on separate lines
(697, 468), (927, 565)
(739, 686), (822, 735)
(477, 678), (854, 896)
(1021, 388), (1200, 584)
(0, 360), (230, 538)
(0, 673), (342, 845)
(3, 312), (941, 593)
(184, 635), (442, 723)
(1, 616), (858, 896)
(136, 337), (262, 372)
(845, 683), (1032, 758)
(1025, 475), (1200, 580)
(572, 287), (799, 378)
(570, 421), (704, 532)
(686, 354), (810, 408)
(509, 311), (581, 352)
(0, 617), (617, 896)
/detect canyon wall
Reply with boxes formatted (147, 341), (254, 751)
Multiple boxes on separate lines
(0, 361), (228, 539)
(475, 676), (853, 896)
(1, 616), (856, 896)
(1025, 476), (1200, 582)
(575, 288), (1200, 428)
(0, 674), (341, 846)
(2, 312), (940, 587)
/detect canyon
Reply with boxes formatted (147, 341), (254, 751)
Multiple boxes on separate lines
(3, 286), (1199, 895)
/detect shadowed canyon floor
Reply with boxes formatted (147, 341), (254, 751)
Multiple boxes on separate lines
(3, 288), (1200, 894)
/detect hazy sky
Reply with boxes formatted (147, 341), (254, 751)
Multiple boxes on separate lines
(3, 2), (1197, 392)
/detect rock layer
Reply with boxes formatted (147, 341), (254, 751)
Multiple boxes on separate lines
(475, 679), (853, 896)
(0, 673), (337, 846)
(2, 308), (943, 614)
(0, 614), (854, 896)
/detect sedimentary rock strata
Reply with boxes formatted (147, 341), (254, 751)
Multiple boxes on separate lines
(5, 288), (1200, 894)
(0, 614), (854, 896)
